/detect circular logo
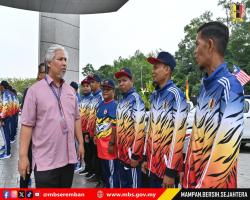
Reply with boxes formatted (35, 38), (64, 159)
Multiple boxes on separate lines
(97, 190), (104, 199)
(104, 109), (107, 115)
(208, 98), (215, 110)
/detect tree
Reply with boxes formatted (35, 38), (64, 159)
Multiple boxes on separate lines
(174, 11), (213, 97)
(174, 2), (250, 96)
(0, 78), (36, 102)
(81, 63), (95, 77)
(218, 0), (250, 93)
(227, 22), (250, 94)
(97, 64), (116, 80)
(138, 81), (155, 110)
(95, 50), (154, 92)
(93, 0), (250, 101)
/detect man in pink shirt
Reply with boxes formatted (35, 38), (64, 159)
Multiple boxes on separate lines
(18, 44), (84, 188)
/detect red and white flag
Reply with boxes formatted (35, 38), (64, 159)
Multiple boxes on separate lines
(233, 65), (250, 86)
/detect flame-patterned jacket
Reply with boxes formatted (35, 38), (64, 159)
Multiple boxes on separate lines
(0, 89), (13, 119)
(12, 91), (20, 115)
(87, 89), (103, 137)
(116, 87), (146, 165)
(145, 80), (188, 179)
(79, 92), (93, 132)
(183, 63), (244, 188)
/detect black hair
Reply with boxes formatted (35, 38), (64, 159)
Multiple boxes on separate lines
(70, 81), (79, 90)
(197, 21), (229, 56)
(0, 81), (9, 89)
(38, 62), (45, 73)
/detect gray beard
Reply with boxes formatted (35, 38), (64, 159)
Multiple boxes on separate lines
(58, 71), (65, 79)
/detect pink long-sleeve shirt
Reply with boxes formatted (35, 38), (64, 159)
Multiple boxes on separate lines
(21, 75), (80, 171)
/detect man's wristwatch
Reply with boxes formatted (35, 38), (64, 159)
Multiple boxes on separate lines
(109, 141), (115, 146)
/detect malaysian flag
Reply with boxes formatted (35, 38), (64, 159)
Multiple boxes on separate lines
(233, 65), (250, 86)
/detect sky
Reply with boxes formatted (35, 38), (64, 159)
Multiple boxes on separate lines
(0, 0), (226, 80)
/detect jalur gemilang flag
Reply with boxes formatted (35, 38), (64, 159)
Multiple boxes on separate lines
(233, 65), (250, 86)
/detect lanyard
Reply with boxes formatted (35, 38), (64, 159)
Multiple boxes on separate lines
(45, 77), (64, 118)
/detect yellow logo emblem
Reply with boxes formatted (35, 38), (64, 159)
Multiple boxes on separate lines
(208, 98), (215, 110)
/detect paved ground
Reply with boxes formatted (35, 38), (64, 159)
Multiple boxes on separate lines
(238, 145), (250, 188)
(0, 123), (249, 188)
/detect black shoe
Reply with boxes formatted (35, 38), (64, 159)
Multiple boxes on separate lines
(79, 169), (89, 175)
(85, 173), (96, 180)
(96, 180), (105, 188)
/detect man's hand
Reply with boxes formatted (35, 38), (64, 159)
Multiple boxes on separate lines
(18, 125), (32, 180)
(130, 158), (139, 168)
(18, 156), (30, 180)
(162, 175), (175, 188)
(141, 161), (147, 174)
(108, 145), (114, 154)
(84, 134), (90, 143)
(77, 144), (84, 161)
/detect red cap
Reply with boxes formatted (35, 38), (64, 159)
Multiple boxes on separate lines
(147, 57), (164, 65)
(81, 78), (90, 85)
(114, 67), (132, 79)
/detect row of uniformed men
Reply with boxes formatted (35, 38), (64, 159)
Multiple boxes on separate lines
(77, 21), (244, 189)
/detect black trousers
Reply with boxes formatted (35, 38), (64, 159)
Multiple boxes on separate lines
(85, 137), (102, 179)
(34, 164), (74, 188)
(141, 172), (150, 188)
(20, 142), (32, 188)
(83, 132), (91, 172)
(90, 142), (102, 179)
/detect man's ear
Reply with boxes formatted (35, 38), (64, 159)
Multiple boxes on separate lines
(208, 38), (215, 54)
(167, 65), (171, 73)
(163, 64), (171, 74)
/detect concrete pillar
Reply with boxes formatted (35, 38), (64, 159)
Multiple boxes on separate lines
(39, 13), (80, 83)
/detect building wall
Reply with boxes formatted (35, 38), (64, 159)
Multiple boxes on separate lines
(39, 13), (80, 83)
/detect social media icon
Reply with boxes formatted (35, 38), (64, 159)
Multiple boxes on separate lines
(11, 190), (18, 198)
(18, 191), (25, 198)
(26, 191), (33, 198)
(2, 190), (10, 199)
(34, 192), (40, 197)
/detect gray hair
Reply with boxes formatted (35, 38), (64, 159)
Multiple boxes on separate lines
(44, 44), (68, 65)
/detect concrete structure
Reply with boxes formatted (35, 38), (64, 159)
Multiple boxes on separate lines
(0, 0), (128, 14)
(39, 13), (80, 83)
(0, 0), (129, 82)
